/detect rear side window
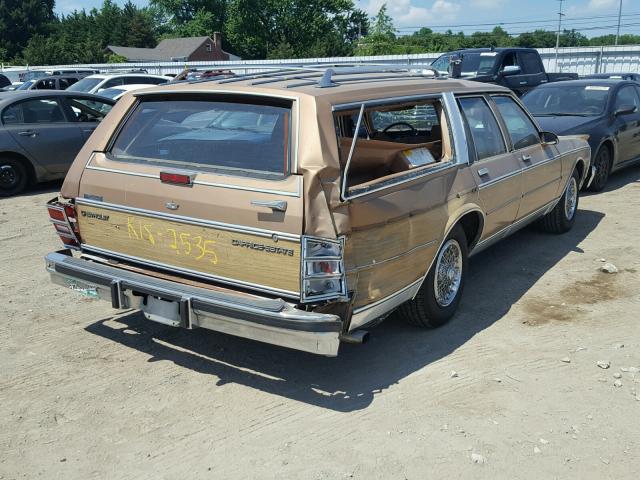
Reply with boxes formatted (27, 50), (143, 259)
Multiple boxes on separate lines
(334, 98), (449, 196)
(519, 52), (543, 75)
(2, 99), (66, 124)
(492, 96), (540, 150)
(614, 85), (640, 110)
(110, 98), (292, 178)
(458, 97), (506, 160)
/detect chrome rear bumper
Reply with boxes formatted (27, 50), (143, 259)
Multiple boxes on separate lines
(45, 250), (342, 356)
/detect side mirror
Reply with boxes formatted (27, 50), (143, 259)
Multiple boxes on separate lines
(614, 104), (637, 116)
(501, 65), (521, 77)
(540, 131), (559, 145)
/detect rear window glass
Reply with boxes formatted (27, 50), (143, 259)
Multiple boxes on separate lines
(110, 98), (291, 178)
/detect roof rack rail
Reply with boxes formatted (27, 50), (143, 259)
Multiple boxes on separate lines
(187, 63), (442, 89)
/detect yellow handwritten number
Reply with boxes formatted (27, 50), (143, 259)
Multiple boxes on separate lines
(179, 232), (192, 255)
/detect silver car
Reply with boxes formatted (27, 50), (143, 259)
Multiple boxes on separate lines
(0, 91), (115, 196)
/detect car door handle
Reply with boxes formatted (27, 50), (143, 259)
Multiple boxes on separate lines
(521, 154), (532, 162)
(251, 200), (288, 212)
(477, 168), (490, 177)
(18, 130), (38, 137)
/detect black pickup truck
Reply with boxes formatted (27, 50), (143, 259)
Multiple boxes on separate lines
(431, 47), (578, 95)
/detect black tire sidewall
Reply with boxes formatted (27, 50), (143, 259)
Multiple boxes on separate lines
(588, 147), (611, 192)
(0, 158), (27, 197)
(421, 225), (468, 327)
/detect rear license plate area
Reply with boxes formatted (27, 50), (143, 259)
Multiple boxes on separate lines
(142, 296), (181, 327)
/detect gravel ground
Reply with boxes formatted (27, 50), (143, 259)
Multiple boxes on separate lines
(1, 168), (639, 480)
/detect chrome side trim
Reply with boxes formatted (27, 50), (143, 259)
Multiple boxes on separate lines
(350, 278), (423, 331)
(442, 91), (470, 166)
(478, 169), (521, 190)
(522, 176), (562, 198)
(84, 165), (302, 198)
(472, 197), (560, 256)
(80, 244), (300, 299)
(340, 103), (365, 201)
(346, 238), (438, 273)
(75, 198), (301, 241)
(477, 146), (586, 192)
(332, 93), (443, 112)
(345, 162), (459, 201)
(485, 195), (521, 216)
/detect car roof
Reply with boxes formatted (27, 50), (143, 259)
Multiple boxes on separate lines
(0, 90), (116, 106)
(104, 84), (156, 91)
(534, 78), (634, 88)
(132, 67), (510, 105)
(438, 47), (536, 55)
(34, 75), (82, 81)
(84, 73), (167, 80)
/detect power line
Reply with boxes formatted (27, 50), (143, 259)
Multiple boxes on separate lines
(395, 13), (640, 33)
(394, 10), (640, 31)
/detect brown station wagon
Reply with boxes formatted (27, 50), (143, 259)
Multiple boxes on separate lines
(44, 66), (592, 356)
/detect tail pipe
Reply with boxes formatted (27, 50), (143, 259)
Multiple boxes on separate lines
(340, 330), (369, 344)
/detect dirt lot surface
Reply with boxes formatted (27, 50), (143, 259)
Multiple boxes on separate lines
(1, 169), (640, 480)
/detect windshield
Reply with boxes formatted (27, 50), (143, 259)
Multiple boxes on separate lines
(66, 77), (102, 92)
(432, 52), (497, 76)
(98, 87), (126, 100)
(523, 85), (610, 116)
(16, 80), (35, 90)
(110, 99), (292, 178)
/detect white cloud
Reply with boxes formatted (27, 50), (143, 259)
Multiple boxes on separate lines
(359, 0), (461, 28)
(567, 0), (628, 16)
(469, 0), (505, 8)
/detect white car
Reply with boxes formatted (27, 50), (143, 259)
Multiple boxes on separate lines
(66, 73), (168, 94)
(97, 84), (157, 101)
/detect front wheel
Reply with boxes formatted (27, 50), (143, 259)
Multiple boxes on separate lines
(538, 169), (580, 234)
(587, 146), (611, 192)
(399, 225), (468, 328)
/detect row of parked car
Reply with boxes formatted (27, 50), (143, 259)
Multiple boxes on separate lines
(11, 58), (632, 356)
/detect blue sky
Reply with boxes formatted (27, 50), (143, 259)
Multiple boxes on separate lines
(56, 0), (638, 37)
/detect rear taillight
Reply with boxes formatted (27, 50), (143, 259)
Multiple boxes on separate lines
(301, 236), (346, 302)
(47, 198), (81, 249)
(160, 171), (194, 186)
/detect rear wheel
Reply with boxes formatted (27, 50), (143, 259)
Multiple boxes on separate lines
(539, 168), (579, 234)
(587, 146), (611, 192)
(399, 225), (468, 328)
(0, 157), (28, 197)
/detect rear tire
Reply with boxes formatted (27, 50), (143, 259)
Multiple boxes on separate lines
(587, 146), (611, 192)
(539, 168), (580, 234)
(399, 225), (468, 328)
(0, 157), (28, 197)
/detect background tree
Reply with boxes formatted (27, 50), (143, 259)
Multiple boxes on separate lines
(225, 0), (367, 59)
(0, 0), (55, 60)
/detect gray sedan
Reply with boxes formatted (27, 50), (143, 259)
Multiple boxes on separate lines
(0, 91), (115, 196)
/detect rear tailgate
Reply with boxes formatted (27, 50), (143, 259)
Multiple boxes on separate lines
(75, 92), (303, 298)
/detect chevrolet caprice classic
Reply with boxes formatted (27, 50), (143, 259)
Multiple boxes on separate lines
(44, 66), (591, 356)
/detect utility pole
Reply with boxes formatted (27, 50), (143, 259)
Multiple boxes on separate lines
(555, 0), (565, 69)
(615, 0), (623, 45)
